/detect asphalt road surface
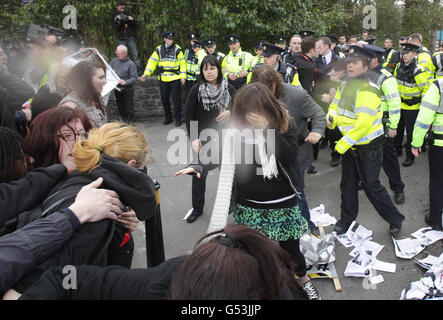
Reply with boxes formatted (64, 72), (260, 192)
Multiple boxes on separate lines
(130, 119), (442, 300)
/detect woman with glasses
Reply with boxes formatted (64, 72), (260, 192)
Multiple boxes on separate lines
(26, 105), (92, 173)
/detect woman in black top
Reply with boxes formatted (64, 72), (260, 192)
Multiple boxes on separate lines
(178, 55), (236, 223)
(178, 83), (321, 300)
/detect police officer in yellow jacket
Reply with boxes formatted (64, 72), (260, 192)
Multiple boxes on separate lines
(408, 33), (435, 77)
(326, 46), (405, 236)
(250, 42), (300, 87)
(140, 31), (186, 126)
(184, 33), (202, 97)
(411, 78), (443, 230)
(432, 50), (443, 80)
(394, 43), (432, 166)
(203, 38), (225, 65)
(185, 38), (207, 98)
(365, 44), (405, 205)
(221, 34), (253, 89)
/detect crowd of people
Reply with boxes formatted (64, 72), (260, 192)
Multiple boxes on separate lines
(0, 0), (442, 301)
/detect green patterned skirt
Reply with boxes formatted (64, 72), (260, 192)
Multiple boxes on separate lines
(233, 204), (309, 241)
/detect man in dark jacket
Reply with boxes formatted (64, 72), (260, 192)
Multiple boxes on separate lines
(292, 36), (319, 95)
(111, 1), (143, 75)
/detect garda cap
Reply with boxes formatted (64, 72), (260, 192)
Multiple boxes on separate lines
(188, 33), (200, 41)
(162, 31), (175, 39)
(262, 42), (285, 57)
(226, 34), (240, 44)
(300, 30), (315, 38)
(275, 35), (287, 44)
(402, 43), (419, 52)
(363, 44), (385, 55)
(346, 45), (376, 62)
(203, 38), (217, 47)
(255, 40), (266, 50)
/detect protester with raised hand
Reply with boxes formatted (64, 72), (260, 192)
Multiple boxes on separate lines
(175, 55), (236, 224)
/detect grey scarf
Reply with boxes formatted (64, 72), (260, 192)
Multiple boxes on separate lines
(199, 78), (231, 112)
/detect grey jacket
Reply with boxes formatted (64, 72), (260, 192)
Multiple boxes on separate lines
(280, 83), (326, 172)
(110, 57), (138, 88)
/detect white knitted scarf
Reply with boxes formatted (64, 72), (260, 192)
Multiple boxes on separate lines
(207, 128), (278, 233)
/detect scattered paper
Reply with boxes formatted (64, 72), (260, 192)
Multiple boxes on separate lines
(401, 257), (443, 300)
(335, 233), (354, 248)
(309, 204), (337, 227)
(350, 240), (384, 259)
(344, 252), (373, 277)
(392, 237), (427, 259)
(346, 221), (373, 247)
(411, 227), (443, 245)
(372, 259), (397, 273)
(300, 232), (336, 265)
(370, 274), (385, 285)
(414, 253), (442, 270)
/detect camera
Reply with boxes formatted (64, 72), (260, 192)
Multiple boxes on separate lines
(118, 13), (129, 22)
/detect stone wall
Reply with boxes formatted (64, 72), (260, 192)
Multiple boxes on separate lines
(107, 76), (186, 122)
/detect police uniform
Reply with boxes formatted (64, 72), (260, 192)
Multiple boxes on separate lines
(249, 40), (265, 70)
(365, 44), (405, 203)
(412, 78), (443, 230)
(184, 33), (201, 97)
(221, 34), (253, 89)
(327, 46), (405, 235)
(247, 43), (301, 87)
(416, 46), (436, 77)
(275, 35), (290, 61)
(203, 38), (225, 64)
(143, 31), (186, 126)
(394, 43), (432, 166)
(432, 51), (443, 80)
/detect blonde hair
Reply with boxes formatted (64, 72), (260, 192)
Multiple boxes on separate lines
(73, 122), (148, 173)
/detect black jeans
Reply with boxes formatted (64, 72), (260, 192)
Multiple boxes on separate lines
(340, 146), (405, 227)
(115, 86), (135, 122)
(382, 137), (405, 193)
(429, 145), (443, 226)
(279, 239), (307, 277)
(395, 109), (419, 159)
(192, 163), (218, 214)
(159, 80), (182, 122)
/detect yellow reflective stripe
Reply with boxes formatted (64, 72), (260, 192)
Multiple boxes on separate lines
(415, 120), (431, 130)
(421, 100), (439, 111)
(355, 128), (384, 144)
(355, 106), (378, 117)
(337, 107), (357, 119)
(403, 91), (421, 97)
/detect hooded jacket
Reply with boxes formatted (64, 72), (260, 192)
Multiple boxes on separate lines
(13, 154), (157, 293)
